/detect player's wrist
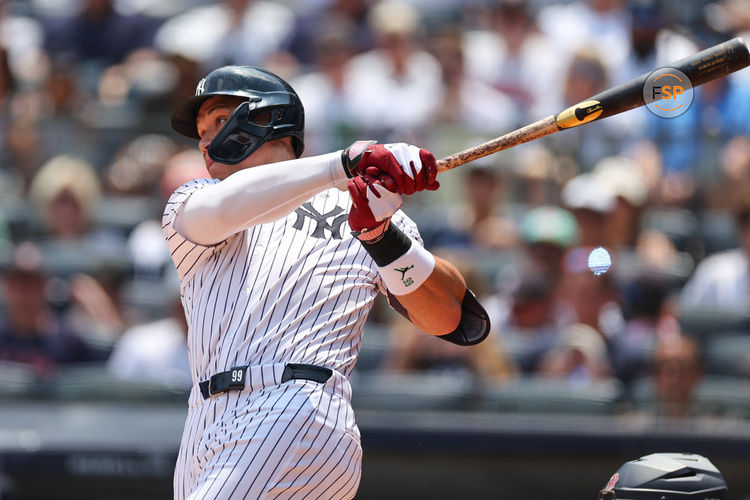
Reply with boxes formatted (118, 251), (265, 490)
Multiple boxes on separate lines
(355, 222), (435, 295)
(352, 218), (391, 243)
(341, 140), (376, 178)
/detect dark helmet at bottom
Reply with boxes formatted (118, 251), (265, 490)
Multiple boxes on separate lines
(171, 65), (304, 165)
(598, 453), (727, 500)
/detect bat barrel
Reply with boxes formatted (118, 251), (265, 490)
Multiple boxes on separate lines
(436, 37), (750, 173)
(677, 36), (750, 87)
(556, 37), (750, 129)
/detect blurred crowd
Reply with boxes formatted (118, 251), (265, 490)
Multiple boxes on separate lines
(1, 0), (750, 420)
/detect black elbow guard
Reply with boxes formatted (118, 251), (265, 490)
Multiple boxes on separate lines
(437, 288), (491, 346)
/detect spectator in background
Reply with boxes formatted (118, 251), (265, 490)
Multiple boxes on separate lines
(104, 134), (180, 197)
(425, 161), (517, 250)
(0, 44), (15, 114)
(680, 199), (750, 313)
(537, 0), (630, 80)
(537, 323), (614, 385)
(0, 210), (9, 249)
(592, 155), (649, 250)
(28, 155), (126, 345)
(43, 0), (155, 90)
(509, 145), (569, 207)
(343, 0), (442, 143)
(37, 59), (95, 163)
(491, 271), (562, 374)
(557, 247), (624, 341)
(690, 73), (750, 186)
(430, 27), (519, 139)
(518, 205), (579, 287)
(549, 49), (622, 171)
(462, 0), (561, 119)
(0, 46), (18, 176)
(561, 172), (616, 249)
(290, 16), (359, 155)
(552, 188), (625, 341)
(0, 241), (98, 377)
(28, 155), (102, 241)
(285, 0), (374, 66)
(154, 0), (295, 70)
(616, 0), (697, 82)
(485, 206), (578, 372)
(647, 333), (704, 418)
(108, 282), (191, 389)
(714, 135), (750, 212)
(610, 275), (672, 387)
(5, 57), (98, 191)
(0, 0), (45, 94)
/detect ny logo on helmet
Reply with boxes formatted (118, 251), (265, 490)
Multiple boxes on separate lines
(196, 78), (206, 96)
(293, 203), (348, 240)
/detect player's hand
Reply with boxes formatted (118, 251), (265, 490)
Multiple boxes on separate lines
(347, 175), (402, 237)
(342, 141), (440, 195)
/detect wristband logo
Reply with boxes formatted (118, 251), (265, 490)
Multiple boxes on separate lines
(643, 67), (693, 118)
(395, 265), (415, 287)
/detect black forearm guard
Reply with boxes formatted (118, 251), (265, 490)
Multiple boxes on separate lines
(437, 288), (491, 346)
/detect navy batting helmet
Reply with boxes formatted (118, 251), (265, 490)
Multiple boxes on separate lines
(171, 65), (305, 165)
(597, 453), (728, 500)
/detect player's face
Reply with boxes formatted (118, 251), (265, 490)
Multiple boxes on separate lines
(196, 96), (295, 180)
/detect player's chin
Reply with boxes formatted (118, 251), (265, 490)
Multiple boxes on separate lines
(206, 161), (234, 180)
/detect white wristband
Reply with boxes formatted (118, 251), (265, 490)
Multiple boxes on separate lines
(376, 241), (435, 295)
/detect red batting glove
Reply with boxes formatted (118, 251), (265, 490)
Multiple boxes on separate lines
(342, 142), (440, 195)
(347, 175), (403, 240)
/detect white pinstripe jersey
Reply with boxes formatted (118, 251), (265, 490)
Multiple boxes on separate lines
(162, 178), (420, 404)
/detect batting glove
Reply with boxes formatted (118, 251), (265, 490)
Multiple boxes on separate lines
(342, 141), (440, 195)
(347, 175), (402, 241)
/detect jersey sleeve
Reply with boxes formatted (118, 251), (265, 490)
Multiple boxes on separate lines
(162, 178), (224, 284)
(373, 209), (424, 296)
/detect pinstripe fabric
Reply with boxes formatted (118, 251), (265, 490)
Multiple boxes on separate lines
(163, 180), (420, 499)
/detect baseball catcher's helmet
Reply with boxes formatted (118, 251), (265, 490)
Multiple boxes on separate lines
(171, 65), (305, 164)
(597, 453), (727, 500)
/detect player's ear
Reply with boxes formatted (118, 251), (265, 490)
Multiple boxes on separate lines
(270, 136), (296, 157)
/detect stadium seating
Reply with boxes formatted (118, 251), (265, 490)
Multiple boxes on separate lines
(477, 376), (624, 415)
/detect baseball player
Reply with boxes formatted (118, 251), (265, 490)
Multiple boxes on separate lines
(163, 65), (490, 499)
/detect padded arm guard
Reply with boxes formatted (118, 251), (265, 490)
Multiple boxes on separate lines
(387, 287), (491, 346)
(437, 288), (491, 346)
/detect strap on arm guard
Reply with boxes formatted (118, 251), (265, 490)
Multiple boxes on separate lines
(437, 288), (491, 346)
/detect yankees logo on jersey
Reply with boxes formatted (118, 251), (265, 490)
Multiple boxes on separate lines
(163, 179), (424, 499)
(292, 202), (348, 240)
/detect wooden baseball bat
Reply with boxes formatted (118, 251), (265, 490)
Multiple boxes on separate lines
(436, 37), (750, 173)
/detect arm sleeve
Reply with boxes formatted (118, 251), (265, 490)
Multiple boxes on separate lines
(175, 152), (348, 246)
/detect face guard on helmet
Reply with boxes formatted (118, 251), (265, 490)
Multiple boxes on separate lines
(171, 65), (305, 165)
(597, 453), (728, 500)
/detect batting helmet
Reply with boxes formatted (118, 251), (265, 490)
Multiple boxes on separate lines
(171, 65), (305, 165)
(597, 453), (728, 500)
